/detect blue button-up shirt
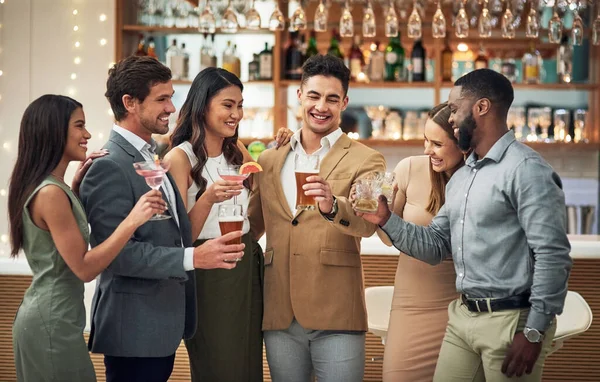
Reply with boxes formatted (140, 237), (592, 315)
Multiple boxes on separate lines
(382, 131), (572, 331)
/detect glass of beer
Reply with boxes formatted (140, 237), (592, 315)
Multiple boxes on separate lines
(218, 205), (244, 262)
(294, 153), (320, 210)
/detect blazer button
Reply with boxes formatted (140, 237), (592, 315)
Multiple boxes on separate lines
(291, 219), (298, 226)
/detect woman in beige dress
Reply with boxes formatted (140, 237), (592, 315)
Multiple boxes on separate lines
(382, 102), (465, 381)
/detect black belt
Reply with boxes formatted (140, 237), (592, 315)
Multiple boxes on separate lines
(461, 293), (531, 313)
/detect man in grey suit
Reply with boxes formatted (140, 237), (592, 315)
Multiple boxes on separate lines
(80, 56), (245, 382)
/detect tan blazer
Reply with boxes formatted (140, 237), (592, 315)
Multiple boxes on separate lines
(249, 133), (386, 332)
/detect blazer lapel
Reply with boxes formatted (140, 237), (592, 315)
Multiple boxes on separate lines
(319, 134), (351, 181)
(272, 145), (294, 219)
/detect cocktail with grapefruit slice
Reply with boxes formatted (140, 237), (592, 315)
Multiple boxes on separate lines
(217, 162), (263, 204)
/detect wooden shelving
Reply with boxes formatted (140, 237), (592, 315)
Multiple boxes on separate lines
(116, 0), (600, 147)
(122, 25), (272, 35)
(441, 82), (597, 90)
(173, 79), (274, 86)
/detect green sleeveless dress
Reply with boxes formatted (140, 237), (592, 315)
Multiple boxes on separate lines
(12, 176), (96, 382)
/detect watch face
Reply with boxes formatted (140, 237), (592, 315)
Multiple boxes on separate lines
(525, 328), (541, 342)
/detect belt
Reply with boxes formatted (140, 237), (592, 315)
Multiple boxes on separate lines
(461, 293), (531, 313)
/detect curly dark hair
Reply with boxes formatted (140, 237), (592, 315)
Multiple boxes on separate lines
(301, 54), (351, 96)
(454, 68), (514, 114)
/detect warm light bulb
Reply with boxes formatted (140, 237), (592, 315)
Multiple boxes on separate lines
(0, 234), (7, 243)
(74, 57), (81, 64)
(98, 133), (105, 139)
(74, 41), (81, 48)
(100, 38), (107, 46)
(108, 62), (115, 69)
(99, 14), (107, 22)
(68, 88), (76, 96)
(3, 142), (10, 150)
(0, 70), (3, 76)
(457, 43), (469, 52)
(73, 25), (79, 31)
(0, 95), (3, 101)
(71, 73), (77, 80)
(0, 189), (6, 196)
(73, 9), (78, 15)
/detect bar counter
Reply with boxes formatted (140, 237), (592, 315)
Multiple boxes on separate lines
(1, 235), (599, 381)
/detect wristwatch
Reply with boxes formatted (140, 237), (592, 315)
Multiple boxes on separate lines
(322, 196), (338, 220)
(523, 327), (544, 343)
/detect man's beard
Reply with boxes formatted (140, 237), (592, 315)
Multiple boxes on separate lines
(457, 113), (476, 152)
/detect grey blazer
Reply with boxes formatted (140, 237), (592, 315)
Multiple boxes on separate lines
(80, 130), (196, 358)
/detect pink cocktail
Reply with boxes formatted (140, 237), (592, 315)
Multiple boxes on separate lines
(217, 166), (249, 204)
(133, 160), (171, 221)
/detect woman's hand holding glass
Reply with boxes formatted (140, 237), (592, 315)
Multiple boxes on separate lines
(125, 190), (169, 227)
(203, 179), (244, 204)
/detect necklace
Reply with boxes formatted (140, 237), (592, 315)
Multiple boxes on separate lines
(205, 154), (224, 184)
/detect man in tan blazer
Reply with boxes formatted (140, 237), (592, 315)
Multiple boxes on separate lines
(249, 54), (386, 382)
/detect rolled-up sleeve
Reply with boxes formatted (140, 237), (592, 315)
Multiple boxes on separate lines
(511, 157), (572, 331)
(381, 205), (452, 265)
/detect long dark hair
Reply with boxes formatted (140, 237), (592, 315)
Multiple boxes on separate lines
(425, 102), (463, 215)
(170, 67), (245, 199)
(8, 95), (82, 257)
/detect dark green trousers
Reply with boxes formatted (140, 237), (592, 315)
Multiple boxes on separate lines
(185, 233), (264, 382)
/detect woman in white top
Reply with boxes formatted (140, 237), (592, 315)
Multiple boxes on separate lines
(166, 67), (290, 382)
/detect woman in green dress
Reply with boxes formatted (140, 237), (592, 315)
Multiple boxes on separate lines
(8, 94), (167, 382)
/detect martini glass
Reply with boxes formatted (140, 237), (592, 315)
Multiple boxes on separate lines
(133, 159), (171, 221)
(217, 165), (249, 205)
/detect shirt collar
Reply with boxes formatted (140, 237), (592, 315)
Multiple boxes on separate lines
(290, 128), (344, 153)
(466, 130), (515, 167)
(112, 124), (157, 154)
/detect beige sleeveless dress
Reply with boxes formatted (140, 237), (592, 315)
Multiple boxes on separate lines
(382, 156), (458, 382)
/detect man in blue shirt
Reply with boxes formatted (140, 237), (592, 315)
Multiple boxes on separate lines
(359, 69), (572, 381)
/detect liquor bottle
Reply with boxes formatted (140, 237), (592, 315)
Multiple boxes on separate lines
(557, 35), (573, 83)
(259, 42), (273, 80)
(222, 41), (236, 74)
(384, 35), (405, 82)
(248, 54), (260, 81)
(147, 37), (158, 59)
(441, 36), (453, 82)
(180, 43), (190, 80)
(305, 31), (319, 59)
(349, 35), (365, 81)
(327, 29), (344, 61)
(135, 34), (147, 56)
(368, 41), (385, 82)
(200, 34), (213, 71)
(285, 31), (304, 80)
(501, 54), (517, 83)
(522, 42), (542, 84)
(166, 39), (182, 79)
(210, 34), (218, 67)
(474, 43), (488, 70)
(411, 39), (426, 82)
(232, 44), (241, 78)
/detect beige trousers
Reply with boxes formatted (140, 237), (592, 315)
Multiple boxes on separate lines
(433, 299), (557, 382)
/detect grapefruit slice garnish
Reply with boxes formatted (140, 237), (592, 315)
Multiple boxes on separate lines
(240, 162), (263, 175)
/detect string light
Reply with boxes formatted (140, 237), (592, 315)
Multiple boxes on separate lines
(73, 25), (79, 31)
(70, 73), (77, 80)
(74, 41), (80, 48)
(74, 57), (81, 64)
(100, 38), (107, 46)
(99, 14), (107, 22)
(70, 4), (79, 95)
(0, 189), (6, 196)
